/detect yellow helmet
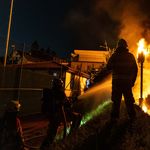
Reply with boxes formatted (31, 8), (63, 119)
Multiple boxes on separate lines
(5, 100), (21, 112)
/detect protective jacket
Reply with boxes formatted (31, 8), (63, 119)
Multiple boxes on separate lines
(41, 88), (67, 118)
(107, 46), (138, 87)
(0, 112), (25, 150)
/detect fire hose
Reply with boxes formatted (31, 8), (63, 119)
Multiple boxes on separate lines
(62, 105), (67, 139)
(24, 106), (68, 149)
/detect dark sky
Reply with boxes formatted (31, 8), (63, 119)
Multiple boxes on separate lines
(0, 0), (150, 57)
(0, 0), (74, 57)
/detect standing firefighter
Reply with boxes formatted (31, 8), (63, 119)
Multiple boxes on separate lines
(0, 100), (25, 150)
(40, 78), (82, 149)
(107, 39), (138, 122)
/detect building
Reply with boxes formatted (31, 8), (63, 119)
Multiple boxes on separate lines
(0, 61), (89, 116)
(1, 48), (111, 115)
(70, 49), (110, 77)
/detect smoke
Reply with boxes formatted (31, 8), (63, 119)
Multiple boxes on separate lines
(65, 0), (120, 49)
(65, 0), (150, 54)
(96, 0), (150, 54)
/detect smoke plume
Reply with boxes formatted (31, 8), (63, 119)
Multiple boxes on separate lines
(65, 0), (150, 54)
(96, 0), (150, 53)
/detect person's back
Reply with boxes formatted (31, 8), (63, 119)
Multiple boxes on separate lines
(40, 78), (67, 149)
(107, 40), (138, 87)
(106, 39), (138, 122)
(40, 78), (82, 149)
(41, 87), (66, 119)
(0, 100), (25, 150)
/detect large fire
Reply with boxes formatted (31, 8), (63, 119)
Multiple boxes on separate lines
(136, 38), (150, 115)
(137, 38), (150, 56)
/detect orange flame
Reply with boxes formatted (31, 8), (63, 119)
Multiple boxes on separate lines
(142, 102), (150, 115)
(142, 104), (148, 113)
(137, 38), (150, 56)
(136, 38), (150, 114)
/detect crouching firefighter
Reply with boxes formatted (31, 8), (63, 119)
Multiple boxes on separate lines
(40, 78), (82, 149)
(0, 100), (26, 150)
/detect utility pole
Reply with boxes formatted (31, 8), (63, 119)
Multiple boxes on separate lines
(4, 0), (14, 67)
(138, 51), (145, 106)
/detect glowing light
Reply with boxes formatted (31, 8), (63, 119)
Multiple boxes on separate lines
(136, 38), (150, 114)
(142, 104), (147, 113)
(65, 72), (71, 97)
(80, 77), (87, 94)
(137, 38), (149, 56)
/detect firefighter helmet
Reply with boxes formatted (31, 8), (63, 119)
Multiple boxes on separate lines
(5, 100), (21, 112)
(117, 39), (128, 48)
(52, 78), (64, 89)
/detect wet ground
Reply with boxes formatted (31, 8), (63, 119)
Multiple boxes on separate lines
(21, 114), (69, 150)
(20, 103), (150, 150)
(21, 114), (48, 149)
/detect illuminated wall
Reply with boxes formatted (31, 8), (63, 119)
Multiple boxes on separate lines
(80, 76), (87, 94)
(65, 72), (71, 97)
(74, 49), (109, 63)
(64, 72), (87, 97)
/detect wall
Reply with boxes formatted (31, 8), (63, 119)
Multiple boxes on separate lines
(0, 67), (52, 116)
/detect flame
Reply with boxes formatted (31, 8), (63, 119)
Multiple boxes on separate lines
(142, 103), (148, 113)
(141, 101), (150, 115)
(137, 38), (150, 56)
(136, 38), (150, 115)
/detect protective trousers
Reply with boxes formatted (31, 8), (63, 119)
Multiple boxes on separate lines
(111, 83), (136, 120)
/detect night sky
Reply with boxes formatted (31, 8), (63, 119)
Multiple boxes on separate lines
(0, 0), (150, 57)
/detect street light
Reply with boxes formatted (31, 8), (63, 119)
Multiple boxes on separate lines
(137, 51), (145, 106)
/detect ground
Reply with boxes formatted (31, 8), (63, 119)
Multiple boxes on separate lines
(21, 103), (150, 150)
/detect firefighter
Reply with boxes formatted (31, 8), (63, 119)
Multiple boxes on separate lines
(106, 39), (138, 123)
(0, 100), (26, 150)
(40, 78), (82, 150)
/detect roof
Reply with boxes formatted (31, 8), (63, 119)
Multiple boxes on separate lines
(7, 61), (64, 69)
(6, 61), (90, 78)
(74, 49), (108, 54)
